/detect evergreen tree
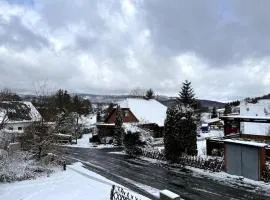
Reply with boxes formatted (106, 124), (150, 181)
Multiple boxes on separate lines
(123, 131), (142, 157)
(72, 95), (91, 117)
(211, 107), (218, 118)
(114, 105), (125, 146)
(55, 89), (64, 111)
(164, 105), (197, 162)
(145, 89), (154, 99)
(178, 80), (195, 107)
(96, 109), (102, 122)
(164, 106), (180, 162)
(224, 104), (232, 115)
(63, 90), (71, 112)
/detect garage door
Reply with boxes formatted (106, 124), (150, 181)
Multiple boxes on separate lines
(226, 143), (242, 176)
(226, 143), (260, 180)
(241, 145), (259, 180)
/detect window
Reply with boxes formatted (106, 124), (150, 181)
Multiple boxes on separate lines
(124, 110), (129, 117)
(8, 127), (13, 130)
(18, 127), (23, 131)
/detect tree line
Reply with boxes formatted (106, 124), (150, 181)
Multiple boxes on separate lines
(32, 89), (92, 122)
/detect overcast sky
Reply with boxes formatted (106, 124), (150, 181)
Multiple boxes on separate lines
(0, 0), (270, 101)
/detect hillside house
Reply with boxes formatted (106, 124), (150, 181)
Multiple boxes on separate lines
(0, 101), (42, 143)
(96, 98), (167, 139)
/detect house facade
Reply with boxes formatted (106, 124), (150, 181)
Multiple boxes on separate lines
(104, 108), (139, 124)
(95, 98), (167, 140)
(240, 99), (270, 135)
(0, 101), (42, 146)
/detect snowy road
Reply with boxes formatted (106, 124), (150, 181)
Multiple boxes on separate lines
(59, 146), (270, 200)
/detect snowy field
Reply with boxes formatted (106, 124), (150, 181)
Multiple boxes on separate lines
(0, 162), (150, 200)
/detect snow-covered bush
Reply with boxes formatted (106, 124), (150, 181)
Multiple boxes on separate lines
(123, 123), (154, 146)
(0, 151), (34, 182)
(0, 151), (56, 182)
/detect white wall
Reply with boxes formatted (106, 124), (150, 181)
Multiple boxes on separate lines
(240, 100), (270, 135)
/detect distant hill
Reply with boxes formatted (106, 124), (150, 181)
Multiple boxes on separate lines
(199, 99), (225, 109)
(19, 92), (225, 109)
(254, 93), (270, 101)
(157, 97), (225, 109)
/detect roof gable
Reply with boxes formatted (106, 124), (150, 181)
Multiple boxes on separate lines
(118, 98), (167, 126)
(0, 101), (41, 123)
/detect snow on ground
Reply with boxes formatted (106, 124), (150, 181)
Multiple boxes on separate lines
(138, 155), (270, 196)
(0, 162), (150, 200)
(108, 151), (126, 155)
(197, 140), (206, 156)
(198, 130), (224, 140)
(186, 166), (270, 196)
(197, 130), (224, 156)
(79, 114), (96, 128)
(62, 134), (115, 149)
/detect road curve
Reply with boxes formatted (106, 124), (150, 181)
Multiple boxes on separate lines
(58, 146), (270, 200)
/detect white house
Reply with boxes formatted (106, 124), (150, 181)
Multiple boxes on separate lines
(240, 99), (270, 135)
(0, 101), (41, 136)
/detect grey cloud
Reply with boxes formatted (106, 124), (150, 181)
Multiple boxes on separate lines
(0, 15), (49, 50)
(143, 0), (270, 67)
(1, 0), (270, 101)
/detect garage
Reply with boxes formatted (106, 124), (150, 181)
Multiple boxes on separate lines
(224, 139), (267, 180)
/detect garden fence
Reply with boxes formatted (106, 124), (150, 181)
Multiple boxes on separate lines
(139, 148), (224, 172)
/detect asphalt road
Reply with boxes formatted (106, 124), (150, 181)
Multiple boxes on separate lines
(58, 146), (270, 200)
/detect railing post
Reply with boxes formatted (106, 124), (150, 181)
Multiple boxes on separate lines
(110, 185), (115, 200)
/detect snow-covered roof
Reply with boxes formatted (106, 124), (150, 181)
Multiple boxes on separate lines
(217, 108), (225, 112)
(201, 123), (209, 127)
(205, 118), (222, 124)
(118, 98), (167, 126)
(224, 139), (268, 147)
(221, 115), (270, 120)
(0, 101), (41, 123)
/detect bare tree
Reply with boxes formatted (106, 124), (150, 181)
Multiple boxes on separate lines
(19, 121), (57, 159)
(129, 87), (147, 98)
(33, 80), (58, 124)
(0, 88), (21, 101)
(0, 110), (8, 131)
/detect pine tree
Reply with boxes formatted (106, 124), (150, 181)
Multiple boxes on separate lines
(164, 105), (197, 162)
(96, 110), (102, 122)
(224, 104), (232, 115)
(114, 105), (125, 146)
(178, 80), (195, 107)
(145, 89), (154, 99)
(123, 131), (142, 157)
(211, 107), (218, 118)
(164, 106), (180, 162)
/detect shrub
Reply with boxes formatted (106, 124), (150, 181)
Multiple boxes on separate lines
(123, 131), (142, 157)
(90, 135), (100, 143)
